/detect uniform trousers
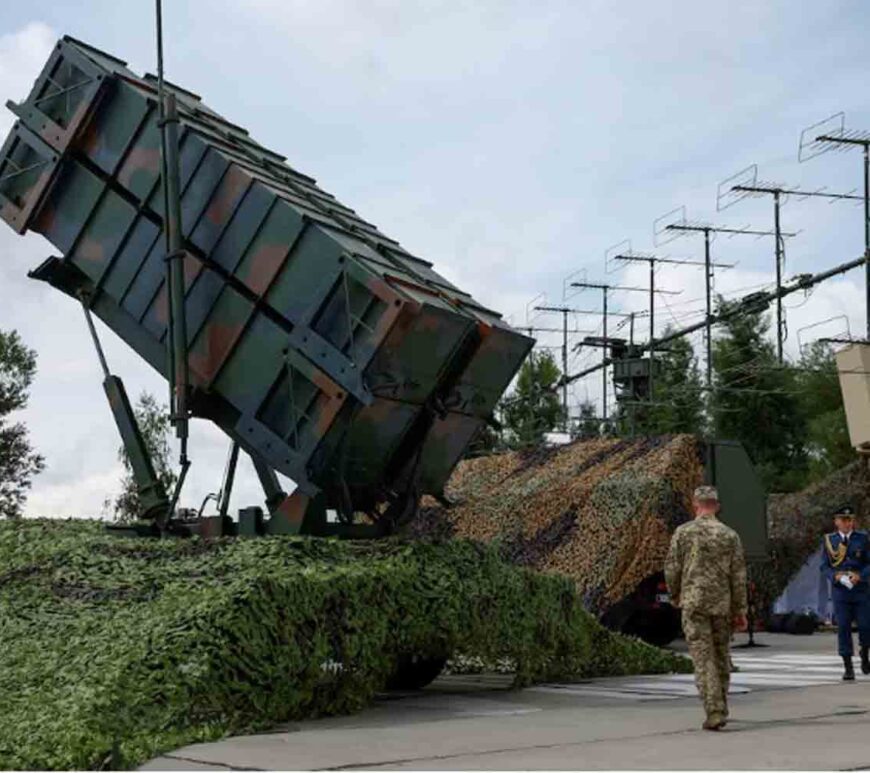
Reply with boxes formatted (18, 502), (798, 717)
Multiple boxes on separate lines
(682, 611), (731, 720)
(833, 593), (870, 657)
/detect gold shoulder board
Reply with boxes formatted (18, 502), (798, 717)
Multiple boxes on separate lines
(825, 534), (847, 568)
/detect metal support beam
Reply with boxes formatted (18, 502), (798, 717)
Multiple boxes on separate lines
(774, 191), (784, 362)
(561, 308), (568, 425)
(649, 260), (655, 401)
(865, 144), (869, 339)
(602, 287), (608, 420)
(704, 229), (712, 388)
(561, 253), (867, 387)
(217, 441), (240, 520)
(81, 298), (169, 522)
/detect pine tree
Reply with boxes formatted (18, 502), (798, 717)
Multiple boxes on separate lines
(711, 303), (808, 492)
(629, 330), (705, 436)
(794, 340), (853, 481)
(572, 400), (601, 439)
(501, 350), (565, 448)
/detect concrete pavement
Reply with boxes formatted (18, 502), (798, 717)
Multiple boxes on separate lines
(142, 632), (870, 770)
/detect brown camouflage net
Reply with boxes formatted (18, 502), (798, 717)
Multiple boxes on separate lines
(416, 434), (705, 615)
(753, 460), (870, 614)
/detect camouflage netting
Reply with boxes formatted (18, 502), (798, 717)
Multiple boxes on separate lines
(755, 460), (870, 612)
(414, 434), (706, 615)
(0, 519), (689, 770)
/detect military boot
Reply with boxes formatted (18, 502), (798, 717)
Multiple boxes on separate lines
(861, 647), (870, 675)
(843, 656), (855, 681)
(702, 713), (725, 731)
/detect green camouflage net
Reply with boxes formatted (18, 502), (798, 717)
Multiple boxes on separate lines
(0, 519), (689, 770)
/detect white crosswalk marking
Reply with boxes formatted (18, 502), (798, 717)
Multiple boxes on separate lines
(527, 651), (851, 702)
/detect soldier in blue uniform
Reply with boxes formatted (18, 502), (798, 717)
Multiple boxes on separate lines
(820, 504), (870, 680)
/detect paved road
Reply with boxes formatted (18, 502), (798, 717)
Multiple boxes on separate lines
(143, 632), (870, 770)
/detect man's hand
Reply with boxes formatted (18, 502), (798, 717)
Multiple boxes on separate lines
(733, 614), (747, 631)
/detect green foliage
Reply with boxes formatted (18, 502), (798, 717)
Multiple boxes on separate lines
(108, 392), (177, 521)
(0, 519), (689, 770)
(501, 350), (566, 448)
(0, 329), (44, 518)
(794, 341), (853, 482)
(572, 400), (601, 439)
(624, 330), (705, 437)
(711, 304), (808, 492)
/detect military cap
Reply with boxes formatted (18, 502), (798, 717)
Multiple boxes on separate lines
(693, 485), (719, 501)
(832, 503), (856, 518)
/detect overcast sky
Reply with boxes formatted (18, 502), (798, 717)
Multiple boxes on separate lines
(1, 1), (869, 518)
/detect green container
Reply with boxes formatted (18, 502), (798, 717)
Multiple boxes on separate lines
(0, 36), (532, 519)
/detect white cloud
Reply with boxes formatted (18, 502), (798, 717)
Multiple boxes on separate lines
(0, 22), (54, 136)
(3, 2), (870, 513)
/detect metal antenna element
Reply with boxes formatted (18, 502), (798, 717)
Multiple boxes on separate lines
(717, 163), (855, 362)
(653, 207), (794, 387)
(568, 281), (666, 421)
(799, 112), (870, 338)
(525, 293), (547, 327)
(562, 268), (587, 301)
(533, 305), (596, 419)
(796, 316), (852, 354)
(611, 246), (718, 403)
(717, 164), (861, 211)
(561, 252), (867, 388)
(156, 0), (191, 525)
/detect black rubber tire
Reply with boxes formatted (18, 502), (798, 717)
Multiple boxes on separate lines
(765, 613), (786, 633)
(785, 613), (817, 635)
(385, 654), (448, 691)
(618, 607), (682, 647)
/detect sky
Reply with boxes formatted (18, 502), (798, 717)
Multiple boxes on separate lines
(1, 0), (869, 517)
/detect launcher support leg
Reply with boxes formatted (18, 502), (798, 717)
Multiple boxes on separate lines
(217, 441), (240, 519)
(80, 298), (169, 522)
(251, 455), (326, 535)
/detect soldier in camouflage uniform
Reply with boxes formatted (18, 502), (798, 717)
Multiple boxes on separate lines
(664, 485), (748, 731)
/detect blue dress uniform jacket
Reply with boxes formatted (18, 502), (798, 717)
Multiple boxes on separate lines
(820, 530), (870, 657)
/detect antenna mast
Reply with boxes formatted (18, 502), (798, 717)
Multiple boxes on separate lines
(156, 0), (191, 526)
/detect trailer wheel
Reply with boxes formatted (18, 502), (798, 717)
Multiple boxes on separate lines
(385, 654), (448, 691)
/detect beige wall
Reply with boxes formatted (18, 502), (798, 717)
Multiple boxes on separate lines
(836, 343), (870, 449)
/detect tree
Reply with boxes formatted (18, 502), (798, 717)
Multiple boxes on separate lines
(108, 392), (176, 522)
(0, 330), (44, 517)
(572, 400), (601, 440)
(501, 350), (565, 448)
(794, 341), (853, 482)
(628, 330), (705, 437)
(711, 303), (808, 492)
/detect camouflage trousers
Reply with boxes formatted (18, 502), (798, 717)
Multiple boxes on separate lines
(682, 611), (731, 720)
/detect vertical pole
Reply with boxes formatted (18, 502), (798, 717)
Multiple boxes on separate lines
(864, 144), (870, 339)
(155, 0), (175, 422)
(218, 441), (240, 520)
(628, 311), (635, 438)
(163, 92), (189, 464)
(704, 228), (713, 389)
(561, 309), (568, 428)
(774, 191), (784, 364)
(649, 257), (655, 402)
(602, 287), (608, 421)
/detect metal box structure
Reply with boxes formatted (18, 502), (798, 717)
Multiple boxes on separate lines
(0, 36), (532, 532)
(836, 343), (870, 450)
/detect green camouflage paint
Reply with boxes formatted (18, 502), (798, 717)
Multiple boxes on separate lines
(0, 36), (534, 528)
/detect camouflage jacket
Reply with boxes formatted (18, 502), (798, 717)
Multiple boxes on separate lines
(664, 515), (748, 617)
